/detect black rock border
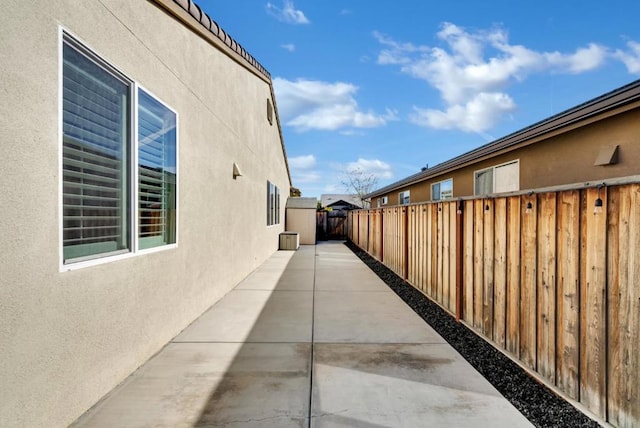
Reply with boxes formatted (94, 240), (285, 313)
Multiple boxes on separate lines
(344, 241), (601, 428)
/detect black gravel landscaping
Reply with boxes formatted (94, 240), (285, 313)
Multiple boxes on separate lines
(344, 241), (602, 428)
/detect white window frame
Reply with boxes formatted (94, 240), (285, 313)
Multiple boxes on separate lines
(59, 29), (179, 271)
(473, 159), (519, 196)
(267, 181), (280, 226)
(381, 196), (388, 206)
(431, 178), (453, 201)
(398, 190), (410, 205)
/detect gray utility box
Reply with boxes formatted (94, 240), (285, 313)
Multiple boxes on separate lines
(279, 232), (300, 250)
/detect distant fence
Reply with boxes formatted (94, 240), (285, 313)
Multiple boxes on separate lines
(348, 182), (640, 427)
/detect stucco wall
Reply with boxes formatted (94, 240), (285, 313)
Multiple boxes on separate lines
(0, 1), (290, 426)
(375, 105), (640, 205)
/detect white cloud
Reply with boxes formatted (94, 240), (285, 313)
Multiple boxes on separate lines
(545, 43), (608, 74)
(374, 31), (427, 65)
(346, 158), (393, 180)
(281, 43), (296, 52)
(614, 40), (640, 74)
(375, 23), (609, 133)
(266, 1), (309, 25)
(410, 92), (516, 133)
(273, 78), (397, 132)
(289, 154), (316, 169)
(288, 154), (320, 184)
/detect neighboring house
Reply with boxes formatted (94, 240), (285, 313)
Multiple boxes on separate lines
(320, 194), (364, 211)
(368, 79), (640, 206)
(0, 1), (290, 426)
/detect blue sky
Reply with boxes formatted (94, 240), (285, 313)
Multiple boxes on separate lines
(198, 1), (640, 198)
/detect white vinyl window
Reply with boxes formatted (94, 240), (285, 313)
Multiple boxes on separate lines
(398, 190), (410, 205)
(431, 178), (453, 201)
(474, 160), (519, 196)
(267, 181), (280, 226)
(62, 33), (177, 265)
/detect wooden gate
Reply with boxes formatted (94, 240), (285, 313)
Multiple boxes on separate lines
(317, 210), (348, 240)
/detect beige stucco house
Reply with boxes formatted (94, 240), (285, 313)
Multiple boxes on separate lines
(368, 79), (640, 206)
(0, 1), (291, 426)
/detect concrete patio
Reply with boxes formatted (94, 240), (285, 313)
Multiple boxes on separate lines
(73, 242), (532, 427)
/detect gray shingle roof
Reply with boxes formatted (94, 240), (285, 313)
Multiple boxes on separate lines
(286, 197), (317, 209)
(320, 194), (363, 209)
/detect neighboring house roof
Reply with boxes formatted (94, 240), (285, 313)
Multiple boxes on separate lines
(286, 197), (317, 209)
(367, 78), (640, 199)
(321, 194), (363, 209)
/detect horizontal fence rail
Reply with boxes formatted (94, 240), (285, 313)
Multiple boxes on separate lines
(348, 183), (640, 428)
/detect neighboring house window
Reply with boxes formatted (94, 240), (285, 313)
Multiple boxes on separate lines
(431, 178), (453, 201)
(62, 34), (177, 264)
(267, 181), (280, 226)
(398, 190), (410, 205)
(474, 160), (519, 195)
(381, 196), (388, 205)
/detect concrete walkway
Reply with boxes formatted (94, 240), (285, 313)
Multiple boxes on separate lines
(73, 242), (532, 427)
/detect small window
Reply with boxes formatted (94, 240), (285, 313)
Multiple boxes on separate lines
(267, 181), (280, 226)
(62, 33), (177, 265)
(431, 178), (453, 201)
(381, 196), (388, 205)
(474, 160), (519, 196)
(398, 190), (410, 205)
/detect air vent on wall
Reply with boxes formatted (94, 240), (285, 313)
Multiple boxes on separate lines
(267, 98), (273, 125)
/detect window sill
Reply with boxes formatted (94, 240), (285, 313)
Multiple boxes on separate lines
(60, 243), (178, 272)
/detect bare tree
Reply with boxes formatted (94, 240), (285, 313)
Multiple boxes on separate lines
(341, 167), (378, 208)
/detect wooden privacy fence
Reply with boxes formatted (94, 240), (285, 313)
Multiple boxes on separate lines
(348, 183), (640, 427)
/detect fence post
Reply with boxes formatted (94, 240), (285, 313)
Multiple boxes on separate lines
(403, 206), (409, 280)
(380, 209), (384, 263)
(456, 200), (464, 321)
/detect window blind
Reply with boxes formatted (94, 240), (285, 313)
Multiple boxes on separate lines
(475, 170), (493, 195)
(62, 41), (130, 261)
(138, 90), (177, 248)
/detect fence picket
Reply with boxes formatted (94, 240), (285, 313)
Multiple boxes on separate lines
(537, 192), (557, 383)
(506, 196), (521, 357)
(556, 190), (580, 399)
(494, 198), (507, 348)
(580, 187), (607, 417)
